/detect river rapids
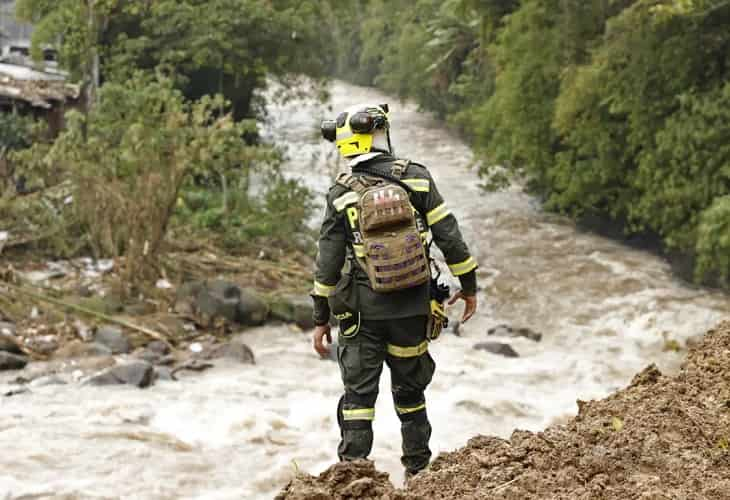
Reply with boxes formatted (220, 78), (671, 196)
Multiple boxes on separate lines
(1, 81), (728, 499)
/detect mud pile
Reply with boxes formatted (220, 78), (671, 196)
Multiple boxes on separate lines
(278, 321), (730, 499)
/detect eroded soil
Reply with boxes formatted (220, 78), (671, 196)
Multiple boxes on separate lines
(278, 321), (730, 500)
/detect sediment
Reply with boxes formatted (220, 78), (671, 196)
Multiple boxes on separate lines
(278, 320), (730, 499)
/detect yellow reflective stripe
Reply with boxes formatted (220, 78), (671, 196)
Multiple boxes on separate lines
(448, 257), (477, 276)
(342, 408), (375, 421)
(333, 192), (359, 212)
(342, 313), (360, 337)
(426, 203), (451, 226)
(403, 179), (430, 193)
(313, 281), (336, 297)
(395, 403), (426, 415)
(387, 341), (428, 358)
(352, 244), (365, 257)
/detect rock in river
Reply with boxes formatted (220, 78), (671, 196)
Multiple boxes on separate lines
(0, 331), (22, 354)
(202, 341), (256, 365)
(87, 361), (154, 388)
(487, 324), (542, 342)
(94, 325), (132, 354)
(269, 295), (315, 330)
(473, 342), (520, 358)
(175, 279), (269, 327)
(0, 352), (29, 371)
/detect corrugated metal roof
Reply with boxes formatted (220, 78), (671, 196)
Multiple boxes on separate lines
(0, 62), (64, 81)
(0, 63), (78, 108)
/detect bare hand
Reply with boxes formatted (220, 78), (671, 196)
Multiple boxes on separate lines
(313, 324), (333, 358)
(448, 292), (477, 323)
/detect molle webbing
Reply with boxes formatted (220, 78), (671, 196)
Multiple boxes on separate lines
(337, 160), (430, 293)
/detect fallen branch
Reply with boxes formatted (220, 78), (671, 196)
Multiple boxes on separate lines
(0, 281), (173, 349)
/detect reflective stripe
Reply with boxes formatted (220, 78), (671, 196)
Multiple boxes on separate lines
(403, 178), (430, 193)
(387, 341), (428, 358)
(426, 203), (451, 226)
(313, 281), (336, 297)
(395, 403), (426, 415)
(333, 192), (359, 212)
(342, 408), (375, 421)
(448, 257), (477, 276)
(342, 313), (360, 337)
(352, 244), (366, 257)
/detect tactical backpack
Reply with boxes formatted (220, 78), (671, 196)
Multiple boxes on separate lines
(337, 160), (430, 293)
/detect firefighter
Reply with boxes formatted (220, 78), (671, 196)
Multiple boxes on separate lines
(311, 103), (478, 477)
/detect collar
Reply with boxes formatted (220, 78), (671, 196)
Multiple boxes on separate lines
(348, 152), (384, 167)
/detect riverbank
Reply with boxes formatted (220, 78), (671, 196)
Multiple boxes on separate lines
(278, 320), (730, 499)
(0, 244), (315, 390)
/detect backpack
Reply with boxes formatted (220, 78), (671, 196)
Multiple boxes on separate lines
(336, 159), (430, 293)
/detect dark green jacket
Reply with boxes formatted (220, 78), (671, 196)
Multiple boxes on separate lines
(312, 153), (477, 324)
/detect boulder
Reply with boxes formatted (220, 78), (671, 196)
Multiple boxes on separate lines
(0, 331), (22, 354)
(203, 341), (255, 365)
(87, 361), (154, 388)
(236, 289), (269, 326)
(269, 295), (315, 330)
(136, 349), (161, 364)
(135, 338), (174, 364)
(473, 342), (520, 358)
(146, 340), (170, 356)
(176, 279), (269, 327)
(0, 352), (29, 371)
(487, 324), (542, 342)
(54, 340), (113, 359)
(94, 325), (131, 354)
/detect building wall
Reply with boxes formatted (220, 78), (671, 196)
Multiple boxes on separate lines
(0, 1), (32, 45)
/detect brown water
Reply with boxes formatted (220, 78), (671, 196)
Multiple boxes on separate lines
(0, 81), (727, 499)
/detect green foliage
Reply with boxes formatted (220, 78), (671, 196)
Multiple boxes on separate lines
(329, 0), (730, 282)
(552, 1), (730, 279)
(17, 73), (271, 284)
(18, 0), (332, 119)
(0, 114), (35, 151)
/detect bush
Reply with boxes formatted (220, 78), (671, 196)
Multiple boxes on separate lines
(19, 73), (262, 285)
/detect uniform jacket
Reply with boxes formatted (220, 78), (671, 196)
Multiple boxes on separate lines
(312, 152), (477, 324)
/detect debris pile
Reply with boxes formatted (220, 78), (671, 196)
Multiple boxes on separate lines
(278, 321), (730, 499)
(0, 249), (314, 392)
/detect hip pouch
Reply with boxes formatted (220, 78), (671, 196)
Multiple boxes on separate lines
(329, 281), (361, 338)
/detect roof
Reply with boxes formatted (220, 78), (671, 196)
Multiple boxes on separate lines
(0, 62), (78, 108)
(0, 62), (64, 81)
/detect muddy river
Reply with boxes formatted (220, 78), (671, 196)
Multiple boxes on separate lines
(1, 81), (728, 499)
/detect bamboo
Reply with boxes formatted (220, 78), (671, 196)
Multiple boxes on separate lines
(0, 282), (173, 348)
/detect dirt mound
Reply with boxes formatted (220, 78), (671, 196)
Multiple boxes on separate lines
(278, 321), (730, 499)
(275, 460), (402, 500)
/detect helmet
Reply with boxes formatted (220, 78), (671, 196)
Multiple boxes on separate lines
(321, 103), (391, 157)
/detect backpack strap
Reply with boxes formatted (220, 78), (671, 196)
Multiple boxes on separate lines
(336, 172), (382, 194)
(391, 159), (411, 179)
